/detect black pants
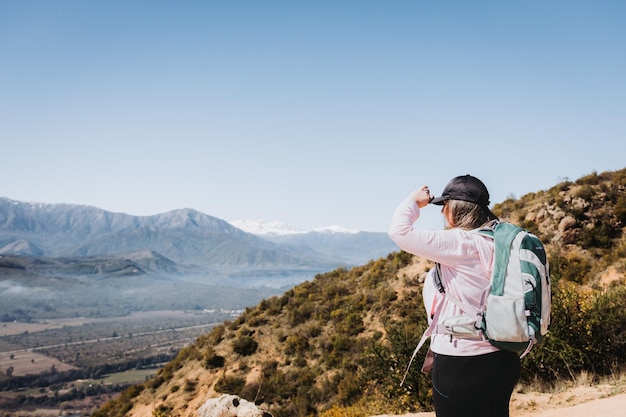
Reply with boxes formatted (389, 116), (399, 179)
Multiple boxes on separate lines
(432, 350), (521, 417)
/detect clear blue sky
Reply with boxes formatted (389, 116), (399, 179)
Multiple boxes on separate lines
(2, 1), (625, 232)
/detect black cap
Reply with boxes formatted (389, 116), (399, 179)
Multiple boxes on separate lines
(430, 175), (491, 207)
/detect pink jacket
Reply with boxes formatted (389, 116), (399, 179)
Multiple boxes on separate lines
(389, 197), (499, 356)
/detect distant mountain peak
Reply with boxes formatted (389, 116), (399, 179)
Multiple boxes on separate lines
(229, 219), (306, 236)
(312, 225), (359, 234)
(229, 219), (360, 236)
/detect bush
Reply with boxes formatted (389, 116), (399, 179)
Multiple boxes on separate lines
(214, 375), (246, 394)
(152, 405), (172, 417)
(91, 383), (144, 417)
(325, 333), (357, 368)
(183, 379), (196, 393)
(147, 375), (164, 390)
(336, 372), (361, 405)
(578, 219), (620, 249)
(284, 334), (309, 356)
(337, 312), (364, 336)
(548, 251), (592, 285)
(232, 334), (258, 356)
(288, 302), (315, 326)
(361, 319), (432, 411)
(520, 281), (626, 382)
(203, 347), (225, 369)
(585, 286), (626, 372)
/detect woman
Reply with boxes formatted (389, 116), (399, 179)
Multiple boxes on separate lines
(388, 174), (520, 417)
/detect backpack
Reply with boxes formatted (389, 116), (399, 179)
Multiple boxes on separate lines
(475, 222), (551, 354)
(400, 221), (551, 386)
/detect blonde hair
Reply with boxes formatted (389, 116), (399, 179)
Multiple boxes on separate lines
(445, 200), (498, 230)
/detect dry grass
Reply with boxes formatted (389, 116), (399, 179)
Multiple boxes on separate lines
(0, 350), (75, 376)
(370, 371), (626, 417)
(510, 370), (626, 416)
(0, 317), (96, 337)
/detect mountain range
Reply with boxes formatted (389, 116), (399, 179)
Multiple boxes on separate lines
(0, 197), (398, 319)
(0, 197), (396, 271)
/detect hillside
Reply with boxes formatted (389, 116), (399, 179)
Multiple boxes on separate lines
(494, 169), (626, 288)
(93, 169), (626, 417)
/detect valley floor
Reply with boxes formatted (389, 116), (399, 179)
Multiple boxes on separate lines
(0, 310), (234, 416)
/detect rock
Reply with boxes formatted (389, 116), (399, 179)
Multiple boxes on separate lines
(558, 216), (577, 232)
(197, 394), (272, 417)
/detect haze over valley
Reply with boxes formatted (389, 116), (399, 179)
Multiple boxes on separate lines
(0, 197), (397, 320)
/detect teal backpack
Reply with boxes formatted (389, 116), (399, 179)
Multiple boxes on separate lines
(401, 221), (551, 386)
(475, 222), (551, 354)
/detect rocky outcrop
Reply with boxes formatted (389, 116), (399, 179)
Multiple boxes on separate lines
(197, 394), (272, 417)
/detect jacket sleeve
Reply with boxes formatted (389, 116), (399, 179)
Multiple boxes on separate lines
(388, 197), (477, 265)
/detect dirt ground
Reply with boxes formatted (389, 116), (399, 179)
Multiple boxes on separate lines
(0, 350), (75, 376)
(373, 383), (626, 417)
(0, 318), (98, 337)
(512, 393), (626, 417)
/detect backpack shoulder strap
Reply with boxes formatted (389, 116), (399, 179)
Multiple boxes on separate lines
(475, 219), (498, 238)
(400, 292), (445, 386)
(432, 262), (481, 328)
(490, 222), (524, 296)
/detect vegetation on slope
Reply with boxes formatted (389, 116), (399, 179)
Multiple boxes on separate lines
(93, 168), (626, 417)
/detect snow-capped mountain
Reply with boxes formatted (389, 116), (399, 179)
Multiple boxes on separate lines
(229, 219), (359, 236)
(0, 197), (340, 270)
(229, 219), (306, 236)
(312, 225), (359, 234)
(230, 219), (395, 265)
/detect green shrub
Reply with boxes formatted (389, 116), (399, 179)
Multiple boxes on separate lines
(576, 171), (600, 186)
(152, 405), (172, 417)
(336, 372), (361, 405)
(147, 375), (164, 390)
(520, 281), (626, 382)
(361, 319), (431, 412)
(203, 350), (225, 369)
(247, 314), (267, 327)
(90, 383), (144, 417)
(288, 302), (315, 326)
(183, 379), (197, 392)
(337, 312), (365, 336)
(585, 286), (626, 373)
(232, 335), (258, 356)
(615, 195), (626, 225)
(548, 251), (592, 285)
(284, 334), (309, 356)
(214, 375), (246, 394)
(575, 184), (595, 201)
(578, 219), (621, 249)
(325, 333), (357, 368)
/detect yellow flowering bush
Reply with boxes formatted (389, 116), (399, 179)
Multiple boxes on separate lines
(522, 280), (626, 382)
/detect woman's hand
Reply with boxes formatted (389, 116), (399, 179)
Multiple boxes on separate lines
(410, 185), (433, 208)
